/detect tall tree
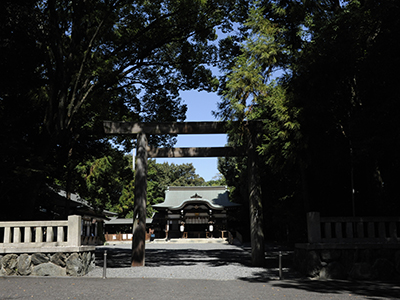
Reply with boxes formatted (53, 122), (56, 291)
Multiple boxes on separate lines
(215, 2), (303, 264)
(0, 0), (49, 219)
(289, 0), (400, 216)
(217, 0), (400, 238)
(37, 0), (230, 192)
(0, 0), (247, 219)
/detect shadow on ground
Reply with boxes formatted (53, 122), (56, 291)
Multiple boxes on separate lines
(95, 247), (253, 268)
(94, 243), (299, 281)
(93, 244), (400, 298)
(271, 279), (400, 300)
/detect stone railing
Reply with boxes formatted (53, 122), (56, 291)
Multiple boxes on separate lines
(0, 215), (98, 276)
(306, 212), (400, 245)
(294, 212), (400, 280)
(0, 215), (95, 254)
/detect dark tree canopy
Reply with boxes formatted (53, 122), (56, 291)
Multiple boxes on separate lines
(216, 0), (400, 243)
(0, 0), (246, 220)
(3, 0), (399, 245)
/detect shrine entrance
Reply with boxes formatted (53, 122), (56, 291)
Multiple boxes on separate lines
(104, 121), (265, 267)
(169, 201), (214, 239)
(152, 185), (239, 239)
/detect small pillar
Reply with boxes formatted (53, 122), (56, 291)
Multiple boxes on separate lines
(307, 212), (321, 243)
(3, 227), (11, 243)
(68, 215), (82, 247)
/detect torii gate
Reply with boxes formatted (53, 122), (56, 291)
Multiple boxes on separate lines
(103, 120), (265, 267)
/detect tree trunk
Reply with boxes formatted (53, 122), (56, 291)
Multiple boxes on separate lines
(247, 127), (265, 267)
(132, 132), (148, 266)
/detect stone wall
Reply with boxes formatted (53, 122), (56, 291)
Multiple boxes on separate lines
(0, 251), (95, 276)
(294, 247), (400, 280)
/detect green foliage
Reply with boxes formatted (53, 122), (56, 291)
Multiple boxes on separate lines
(106, 158), (206, 218)
(288, 0), (400, 215)
(75, 155), (124, 211)
(0, 0), (51, 220)
(118, 181), (135, 218)
(255, 84), (302, 172)
(217, 0), (400, 236)
(145, 160), (206, 217)
(219, 2), (302, 172)
(0, 0), (247, 219)
(204, 173), (227, 186)
(220, 4), (284, 121)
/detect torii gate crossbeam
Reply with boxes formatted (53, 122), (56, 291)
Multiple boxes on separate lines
(103, 121), (265, 267)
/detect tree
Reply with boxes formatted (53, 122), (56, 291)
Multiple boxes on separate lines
(215, 3), (304, 265)
(0, 0), (247, 219)
(217, 0), (400, 241)
(36, 0), (232, 192)
(90, 157), (206, 218)
(288, 0), (400, 216)
(74, 149), (132, 212)
(0, 0), (50, 220)
(144, 159), (206, 217)
(204, 173), (227, 186)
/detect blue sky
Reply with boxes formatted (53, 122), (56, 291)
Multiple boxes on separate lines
(155, 90), (227, 182)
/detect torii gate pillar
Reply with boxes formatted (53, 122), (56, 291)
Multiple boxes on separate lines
(131, 132), (147, 266)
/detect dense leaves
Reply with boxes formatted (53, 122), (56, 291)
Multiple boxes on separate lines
(290, 0), (400, 216)
(111, 158), (206, 218)
(216, 0), (400, 242)
(0, 0), (243, 219)
(3, 0), (399, 243)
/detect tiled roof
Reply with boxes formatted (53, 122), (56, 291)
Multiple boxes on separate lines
(152, 186), (240, 210)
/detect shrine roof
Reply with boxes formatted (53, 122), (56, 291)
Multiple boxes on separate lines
(152, 186), (240, 210)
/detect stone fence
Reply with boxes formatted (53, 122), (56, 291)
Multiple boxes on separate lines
(295, 212), (400, 280)
(304, 212), (400, 244)
(0, 215), (97, 276)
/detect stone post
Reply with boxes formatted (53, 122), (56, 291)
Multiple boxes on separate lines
(35, 227), (43, 243)
(307, 212), (321, 243)
(25, 226), (32, 243)
(13, 227), (21, 243)
(67, 215), (82, 247)
(4, 227), (11, 243)
(57, 226), (64, 242)
(46, 226), (53, 242)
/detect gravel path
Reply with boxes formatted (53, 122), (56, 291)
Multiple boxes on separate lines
(3, 242), (399, 300)
(86, 241), (297, 281)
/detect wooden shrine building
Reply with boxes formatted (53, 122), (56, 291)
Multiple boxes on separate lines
(152, 186), (240, 239)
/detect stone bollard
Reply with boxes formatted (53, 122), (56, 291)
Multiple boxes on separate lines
(103, 250), (107, 279)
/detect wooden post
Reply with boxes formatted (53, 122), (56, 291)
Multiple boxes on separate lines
(247, 125), (265, 267)
(132, 132), (148, 267)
